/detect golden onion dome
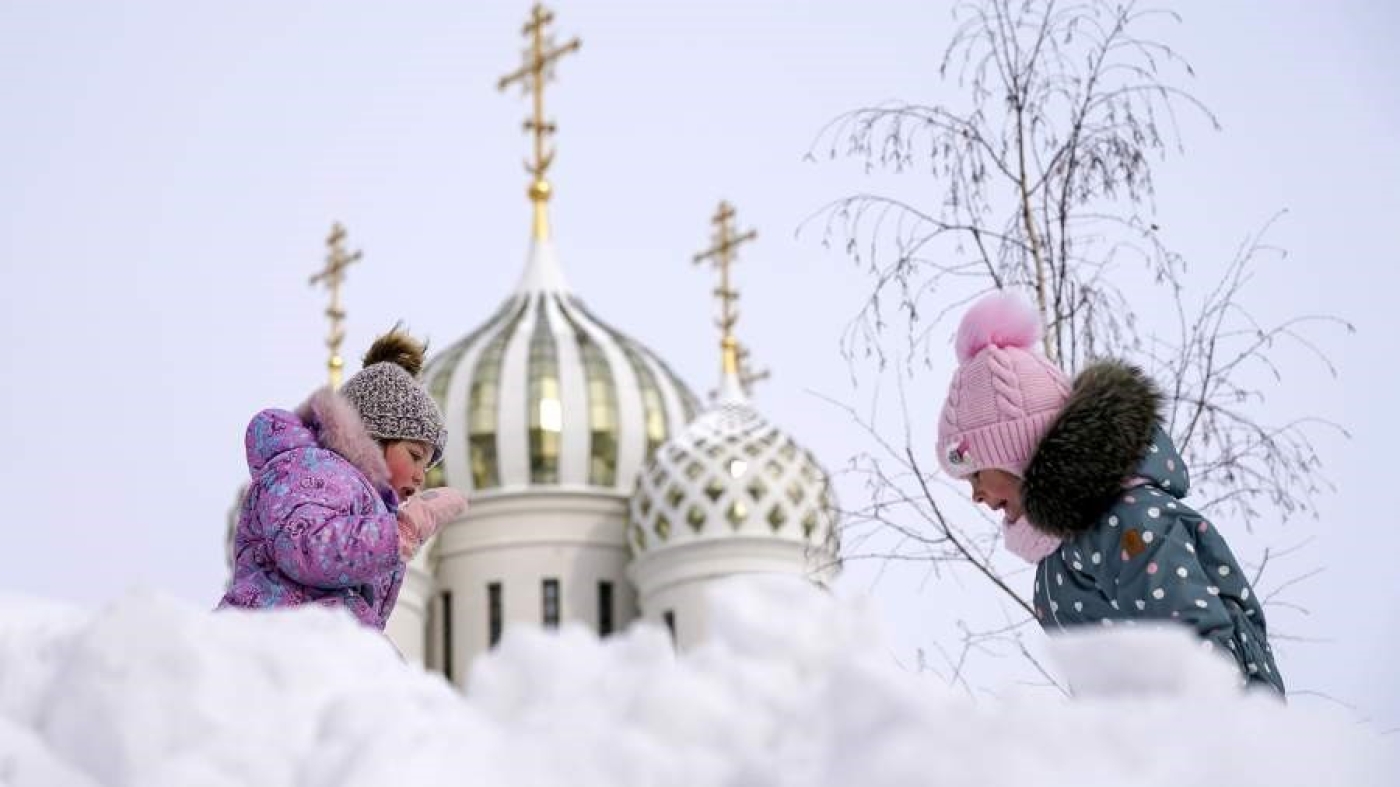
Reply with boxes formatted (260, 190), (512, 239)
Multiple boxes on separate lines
(422, 239), (700, 495)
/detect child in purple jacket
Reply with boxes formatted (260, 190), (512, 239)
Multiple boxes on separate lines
(219, 328), (467, 630)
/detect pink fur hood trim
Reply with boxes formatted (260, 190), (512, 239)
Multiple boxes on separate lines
(294, 387), (391, 489)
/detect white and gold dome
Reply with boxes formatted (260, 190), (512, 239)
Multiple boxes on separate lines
(405, 255), (706, 672)
(421, 241), (700, 496)
(626, 384), (838, 563)
(626, 202), (840, 649)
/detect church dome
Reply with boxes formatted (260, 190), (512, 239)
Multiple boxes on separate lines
(627, 378), (840, 565)
(422, 239), (701, 495)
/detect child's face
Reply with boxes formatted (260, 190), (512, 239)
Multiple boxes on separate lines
(967, 468), (1024, 522)
(384, 440), (433, 501)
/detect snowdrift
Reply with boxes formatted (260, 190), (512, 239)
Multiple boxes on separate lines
(0, 578), (1391, 786)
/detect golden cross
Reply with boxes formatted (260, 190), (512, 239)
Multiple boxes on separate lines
(736, 341), (771, 394)
(497, 3), (581, 240)
(308, 221), (362, 388)
(693, 201), (761, 388)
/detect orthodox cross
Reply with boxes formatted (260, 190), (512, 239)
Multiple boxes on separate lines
(308, 221), (361, 388)
(497, 3), (581, 240)
(693, 201), (767, 394)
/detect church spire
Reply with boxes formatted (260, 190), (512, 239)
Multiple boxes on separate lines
(497, 3), (581, 241)
(308, 221), (361, 388)
(693, 201), (767, 401)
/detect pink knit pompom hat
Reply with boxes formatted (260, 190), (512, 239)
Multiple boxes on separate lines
(937, 291), (1071, 479)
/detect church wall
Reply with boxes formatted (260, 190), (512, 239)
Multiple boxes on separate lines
(628, 538), (818, 651)
(429, 490), (636, 687)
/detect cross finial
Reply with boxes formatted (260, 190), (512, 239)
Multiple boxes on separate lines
(735, 341), (770, 394)
(497, 3), (581, 240)
(693, 201), (765, 397)
(308, 221), (362, 388)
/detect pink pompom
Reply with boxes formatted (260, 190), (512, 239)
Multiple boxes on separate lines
(954, 291), (1042, 362)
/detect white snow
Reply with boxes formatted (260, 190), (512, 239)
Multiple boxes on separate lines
(0, 578), (1393, 787)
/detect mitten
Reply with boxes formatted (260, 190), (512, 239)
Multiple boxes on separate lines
(396, 487), (469, 560)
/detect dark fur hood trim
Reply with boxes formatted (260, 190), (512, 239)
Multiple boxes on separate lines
(1022, 360), (1162, 538)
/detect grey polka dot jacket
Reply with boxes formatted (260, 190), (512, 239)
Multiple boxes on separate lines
(1021, 361), (1285, 695)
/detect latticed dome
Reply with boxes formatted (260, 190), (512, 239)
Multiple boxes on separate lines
(421, 239), (701, 495)
(628, 393), (840, 560)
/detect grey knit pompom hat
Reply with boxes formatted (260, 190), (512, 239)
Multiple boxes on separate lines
(339, 329), (446, 467)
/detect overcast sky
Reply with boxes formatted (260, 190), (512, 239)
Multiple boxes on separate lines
(2, 1), (1396, 729)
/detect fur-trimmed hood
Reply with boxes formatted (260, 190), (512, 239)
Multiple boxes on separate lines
(244, 387), (390, 490)
(1022, 360), (1185, 538)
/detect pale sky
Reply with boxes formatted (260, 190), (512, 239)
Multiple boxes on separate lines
(2, 1), (1396, 729)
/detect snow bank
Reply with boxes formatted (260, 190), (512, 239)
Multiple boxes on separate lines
(0, 578), (1392, 787)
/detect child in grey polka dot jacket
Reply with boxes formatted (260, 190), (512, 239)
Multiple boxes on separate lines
(935, 291), (1284, 694)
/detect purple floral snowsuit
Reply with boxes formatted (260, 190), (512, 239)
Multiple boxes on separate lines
(219, 388), (405, 629)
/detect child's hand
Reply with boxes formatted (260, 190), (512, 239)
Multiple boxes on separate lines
(396, 488), (469, 560)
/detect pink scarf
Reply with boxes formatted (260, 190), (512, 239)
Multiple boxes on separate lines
(1003, 516), (1061, 564)
(1002, 477), (1149, 564)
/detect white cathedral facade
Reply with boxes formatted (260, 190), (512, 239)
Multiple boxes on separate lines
(384, 230), (840, 682)
(229, 4), (841, 688)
